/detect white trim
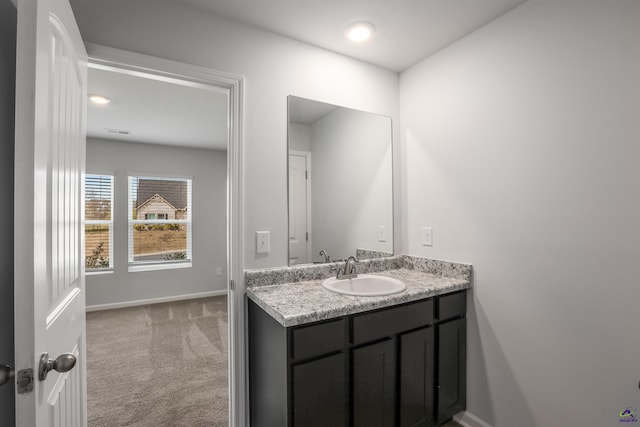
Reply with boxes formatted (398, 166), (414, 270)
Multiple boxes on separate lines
(454, 411), (494, 427)
(125, 170), (195, 181)
(127, 175), (193, 265)
(85, 289), (228, 312)
(86, 43), (245, 427)
(128, 261), (192, 273)
(85, 270), (113, 276)
(85, 173), (114, 271)
(288, 150), (312, 264)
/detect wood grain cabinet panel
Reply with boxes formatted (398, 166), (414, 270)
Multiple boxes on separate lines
(291, 318), (345, 361)
(352, 299), (433, 345)
(438, 291), (466, 321)
(292, 353), (347, 427)
(400, 327), (435, 427)
(437, 317), (466, 424)
(353, 339), (396, 427)
(248, 290), (466, 427)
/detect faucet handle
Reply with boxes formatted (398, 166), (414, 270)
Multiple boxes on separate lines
(319, 249), (330, 263)
(344, 256), (358, 277)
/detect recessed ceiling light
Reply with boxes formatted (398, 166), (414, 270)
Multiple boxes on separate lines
(345, 21), (376, 43)
(89, 94), (111, 105)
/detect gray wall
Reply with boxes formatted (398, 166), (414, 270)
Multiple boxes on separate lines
(70, 1), (640, 425)
(69, 0), (401, 270)
(288, 123), (311, 152)
(311, 108), (393, 260)
(0, 0), (16, 423)
(86, 138), (227, 307)
(400, 1), (640, 426)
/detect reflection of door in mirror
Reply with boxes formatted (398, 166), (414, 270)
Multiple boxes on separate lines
(289, 151), (311, 264)
(288, 96), (393, 265)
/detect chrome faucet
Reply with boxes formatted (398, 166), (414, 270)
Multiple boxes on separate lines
(319, 249), (330, 263)
(336, 256), (358, 280)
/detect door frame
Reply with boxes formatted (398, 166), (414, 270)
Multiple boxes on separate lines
(85, 43), (246, 426)
(288, 150), (312, 264)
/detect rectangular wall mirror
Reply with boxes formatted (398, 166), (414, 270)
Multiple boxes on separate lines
(288, 95), (394, 265)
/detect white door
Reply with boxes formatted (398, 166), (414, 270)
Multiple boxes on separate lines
(14, 0), (88, 424)
(288, 153), (310, 264)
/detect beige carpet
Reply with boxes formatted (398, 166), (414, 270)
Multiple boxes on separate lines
(86, 296), (229, 427)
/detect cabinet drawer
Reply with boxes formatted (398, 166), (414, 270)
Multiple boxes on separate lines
(438, 291), (466, 320)
(291, 318), (345, 361)
(352, 299), (434, 345)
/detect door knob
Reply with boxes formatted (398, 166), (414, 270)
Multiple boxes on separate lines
(0, 365), (14, 386)
(38, 353), (76, 381)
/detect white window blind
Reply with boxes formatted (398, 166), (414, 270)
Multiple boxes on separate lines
(85, 174), (114, 272)
(128, 176), (192, 269)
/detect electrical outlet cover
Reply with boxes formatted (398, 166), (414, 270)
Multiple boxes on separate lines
(422, 227), (433, 247)
(378, 225), (386, 242)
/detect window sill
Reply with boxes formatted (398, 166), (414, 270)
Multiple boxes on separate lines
(86, 270), (114, 276)
(128, 262), (192, 273)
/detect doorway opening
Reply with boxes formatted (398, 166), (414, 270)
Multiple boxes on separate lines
(84, 44), (244, 426)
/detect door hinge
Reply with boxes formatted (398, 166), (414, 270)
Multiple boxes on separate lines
(306, 232), (309, 242)
(305, 170), (308, 180)
(230, 279), (235, 291)
(17, 369), (33, 394)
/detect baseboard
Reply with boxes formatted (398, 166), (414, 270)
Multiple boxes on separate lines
(454, 411), (494, 427)
(86, 289), (228, 312)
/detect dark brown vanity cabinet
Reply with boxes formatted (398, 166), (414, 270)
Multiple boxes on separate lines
(248, 290), (467, 427)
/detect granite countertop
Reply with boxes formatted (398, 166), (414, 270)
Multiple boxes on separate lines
(246, 267), (471, 327)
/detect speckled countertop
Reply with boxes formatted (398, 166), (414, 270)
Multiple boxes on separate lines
(246, 256), (472, 327)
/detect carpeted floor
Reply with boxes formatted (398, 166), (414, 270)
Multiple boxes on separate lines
(86, 296), (229, 427)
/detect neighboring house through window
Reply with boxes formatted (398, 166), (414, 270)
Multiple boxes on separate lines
(85, 174), (114, 272)
(128, 176), (192, 271)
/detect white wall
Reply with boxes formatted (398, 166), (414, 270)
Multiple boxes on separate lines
(70, 0), (401, 270)
(86, 138), (227, 307)
(0, 0), (15, 422)
(288, 122), (311, 152)
(311, 108), (393, 260)
(400, 1), (640, 426)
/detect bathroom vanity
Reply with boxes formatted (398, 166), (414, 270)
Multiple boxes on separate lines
(246, 256), (471, 427)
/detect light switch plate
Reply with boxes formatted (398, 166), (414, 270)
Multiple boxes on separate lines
(256, 231), (271, 254)
(422, 227), (433, 247)
(378, 225), (386, 242)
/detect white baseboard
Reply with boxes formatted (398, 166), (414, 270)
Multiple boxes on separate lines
(86, 289), (228, 312)
(454, 411), (494, 427)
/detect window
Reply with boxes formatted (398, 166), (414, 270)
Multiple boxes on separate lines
(128, 176), (192, 270)
(144, 213), (168, 220)
(85, 174), (114, 272)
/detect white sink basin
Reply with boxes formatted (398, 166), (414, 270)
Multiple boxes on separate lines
(322, 274), (406, 297)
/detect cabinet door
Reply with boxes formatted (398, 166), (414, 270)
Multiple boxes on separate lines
(292, 353), (347, 427)
(437, 318), (466, 424)
(399, 327), (435, 427)
(353, 339), (396, 427)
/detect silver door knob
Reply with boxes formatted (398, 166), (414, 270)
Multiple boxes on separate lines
(38, 353), (76, 381)
(0, 365), (14, 386)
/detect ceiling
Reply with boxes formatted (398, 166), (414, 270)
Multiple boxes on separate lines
(289, 96), (339, 126)
(87, 0), (527, 149)
(87, 67), (229, 150)
(181, 0), (528, 72)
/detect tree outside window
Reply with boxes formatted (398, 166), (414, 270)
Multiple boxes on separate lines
(85, 174), (114, 271)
